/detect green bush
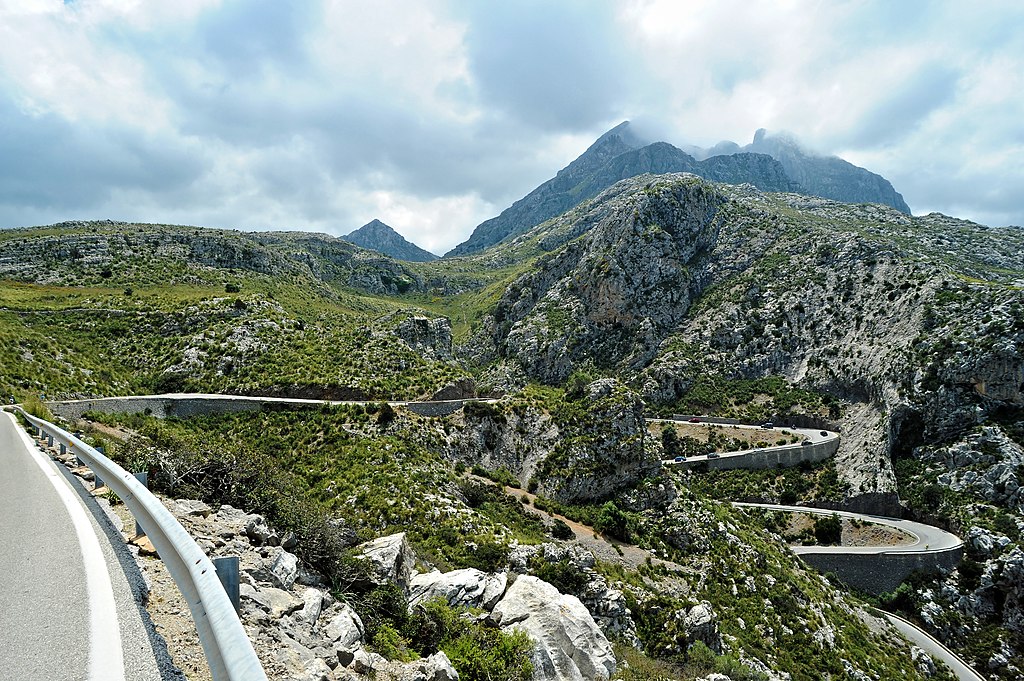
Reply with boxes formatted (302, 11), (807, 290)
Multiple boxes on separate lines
(813, 514), (842, 545)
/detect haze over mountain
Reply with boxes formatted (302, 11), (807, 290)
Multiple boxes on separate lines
(342, 219), (438, 262)
(687, 129), (912, 214)
(447, 122), (910, 257)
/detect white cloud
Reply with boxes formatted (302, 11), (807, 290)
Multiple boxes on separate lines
(0, 0), (1021, 248)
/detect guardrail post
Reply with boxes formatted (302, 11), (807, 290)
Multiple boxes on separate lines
(133, 472), (148, 536)
(213, 556), (241, 614)
(94, 471), (105, 490)
(37, 426), (44, 438)
(47, 434), (54, 447)
(59, 443), (66, 456)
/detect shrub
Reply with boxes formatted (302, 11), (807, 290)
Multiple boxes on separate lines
(551, 518), (574, 540)
(813, 514), (842, 545)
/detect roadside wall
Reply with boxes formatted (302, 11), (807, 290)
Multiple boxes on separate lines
(798, 546), (963, 595)
(669, 437), (840, 471)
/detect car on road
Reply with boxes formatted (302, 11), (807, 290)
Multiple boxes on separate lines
(801, 440), (813, 446)
(707, 452), (720, 458)
(760, 422), (773, 429)
(820, 431), (829, 436)
(688, 417), (700, 423)
(673, 456), (687, 463)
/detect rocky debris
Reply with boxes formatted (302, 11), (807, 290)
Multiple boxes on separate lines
(408, 568), (507, 610)
(355, 532), (416, 591)
(490, 575), (616, 681)
(967, 526), (1012, 558)
(932, 426), (1024, 511)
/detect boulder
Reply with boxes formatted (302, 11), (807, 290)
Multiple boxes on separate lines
(685, 601), (722, 653)
(245, 515), (279, 545)
(355, 533), (416, 590)
(270, 550), (300, 590)
(490, 575), (615, 681)
(323, 603), (365, 652)
(247, 586), (304, 619)
(170, 499), (212, 518)
(409, 569), (507, 611)
(298, 587), (325, 626)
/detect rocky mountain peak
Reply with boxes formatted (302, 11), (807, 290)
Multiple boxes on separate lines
(343, 219), (438, 262)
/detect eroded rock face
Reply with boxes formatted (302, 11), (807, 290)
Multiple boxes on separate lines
(480, 175), (726, 384)
(395, 316), (453, 361)
(490, 575), (616, 681)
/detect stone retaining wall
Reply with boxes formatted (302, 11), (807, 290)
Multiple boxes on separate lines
(798, 546), (964, 595)
(669, 437), (840, 471)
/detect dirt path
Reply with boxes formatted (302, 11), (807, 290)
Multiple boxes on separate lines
(496, 481), (688, 575)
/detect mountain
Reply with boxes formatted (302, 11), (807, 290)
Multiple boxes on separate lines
(3, 171), (1021, 677)
(446, 120), (912, 258)
(702, 128), (912, 214)
(446, 122), (796, 257)
(342, 219), (438, 262)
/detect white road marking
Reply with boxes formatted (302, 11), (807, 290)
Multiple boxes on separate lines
(5, 412), (126, 681)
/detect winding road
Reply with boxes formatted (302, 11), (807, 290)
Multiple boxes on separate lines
(734, 502), (980, 681)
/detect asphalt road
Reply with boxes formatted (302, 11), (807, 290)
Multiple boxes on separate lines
(733, 501), (963, 555)
(0, 412), (165, 681)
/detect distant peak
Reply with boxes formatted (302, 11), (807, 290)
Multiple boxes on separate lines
(753, 128), (768, 145)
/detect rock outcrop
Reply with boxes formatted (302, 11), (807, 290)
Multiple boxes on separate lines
(490, 575), (617, 681)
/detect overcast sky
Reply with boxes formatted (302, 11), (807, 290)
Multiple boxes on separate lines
(1, 0), (1021, 254)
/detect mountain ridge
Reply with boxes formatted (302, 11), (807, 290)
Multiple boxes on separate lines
(447, 121), (912, 257)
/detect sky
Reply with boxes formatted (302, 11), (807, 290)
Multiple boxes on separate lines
(0, 0), (1021, 255)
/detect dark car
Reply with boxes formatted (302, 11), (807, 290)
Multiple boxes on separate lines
(760, 422), (774, 429)
(801, 440), (813, 446)
(688, 417), (701, 423)
(820, 431), (829, 436)
(673, 456), (687, 463)
(707, 452), (720, 459)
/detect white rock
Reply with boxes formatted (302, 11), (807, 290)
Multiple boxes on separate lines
(299, 587), (325, 626)
(409, 569), (508, 611)
(491, 575), (615, 681)
(356, 532), (416, 589)
(324, 603), (365, 651)
(270, 550), (300, 590)
(248, 586), (303, 619)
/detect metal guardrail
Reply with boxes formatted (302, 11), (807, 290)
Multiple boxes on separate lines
(9, 407), (267, 681)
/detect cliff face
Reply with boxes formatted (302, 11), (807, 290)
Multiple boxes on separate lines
(717, 128), (912, 213)
(0, 221), (424, 296)
(467, 174), (1024, 506)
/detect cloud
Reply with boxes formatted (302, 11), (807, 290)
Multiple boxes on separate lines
(0, 0), (1021, 249)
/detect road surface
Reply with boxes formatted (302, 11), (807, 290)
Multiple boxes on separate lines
(733, 501), (963, 555)
(0, 411), (166, 681)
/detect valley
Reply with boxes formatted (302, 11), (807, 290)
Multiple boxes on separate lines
(2, 153), (1022, 680)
